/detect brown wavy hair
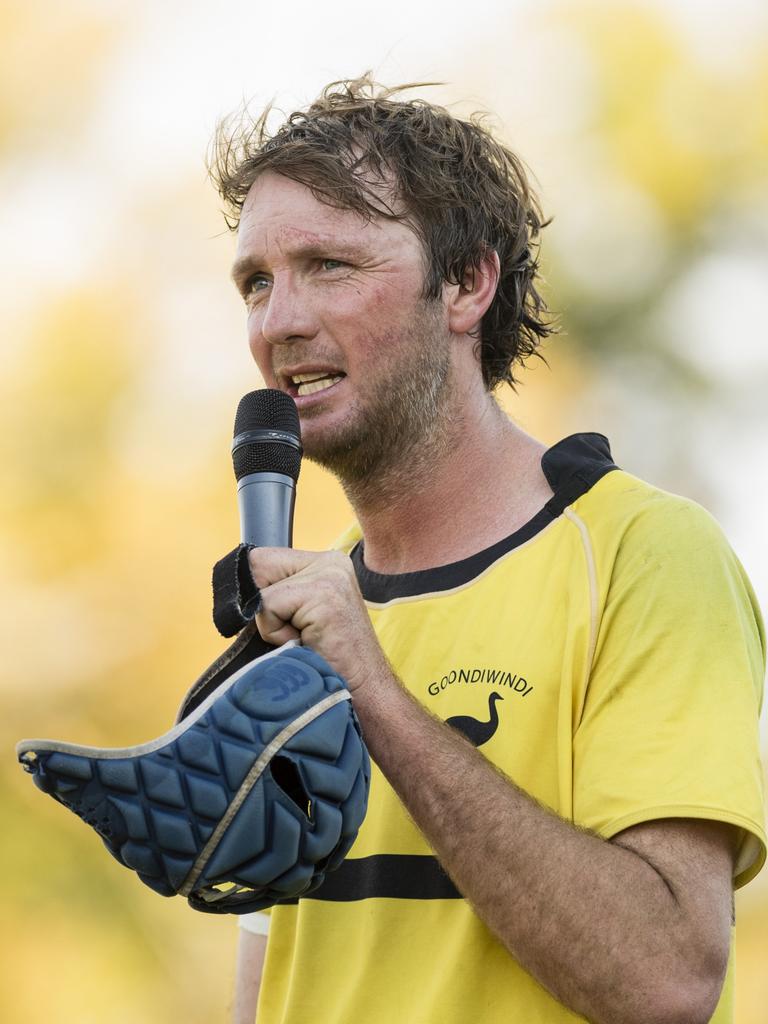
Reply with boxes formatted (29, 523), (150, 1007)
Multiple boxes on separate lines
(209, 75), (555, 389)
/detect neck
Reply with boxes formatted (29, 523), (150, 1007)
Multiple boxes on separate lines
(343, 391), (554, 575)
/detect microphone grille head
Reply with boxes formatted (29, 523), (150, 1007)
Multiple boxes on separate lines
(234, 388), (300, 436)
(232, 389), (302, 482)
(233, 441), (302, 481)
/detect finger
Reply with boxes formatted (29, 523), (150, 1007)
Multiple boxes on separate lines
(247, 547), (352, 589)
(255, 580), (306, 645)
(254, 611), (301, 647)
(247, 547), (322, 589)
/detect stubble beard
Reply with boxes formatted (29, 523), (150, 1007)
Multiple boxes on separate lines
(302, 301), (458, 509)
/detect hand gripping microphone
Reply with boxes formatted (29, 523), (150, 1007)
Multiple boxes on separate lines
(211, 389), (302, 638)
(232, 389), (302, 547)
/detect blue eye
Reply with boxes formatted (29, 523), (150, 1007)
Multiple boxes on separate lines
(243, 275), (270, 302)
(322, 259), (345, 270)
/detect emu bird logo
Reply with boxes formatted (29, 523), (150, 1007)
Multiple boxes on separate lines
(445, 693), (504, 747)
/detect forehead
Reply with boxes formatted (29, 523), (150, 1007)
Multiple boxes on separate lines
(235, 170), (411, 261)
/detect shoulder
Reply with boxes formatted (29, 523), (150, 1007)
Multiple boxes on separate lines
(541, 433), (728, 562)
(570, 466), (764, 660)
(570, 468), (741, 574)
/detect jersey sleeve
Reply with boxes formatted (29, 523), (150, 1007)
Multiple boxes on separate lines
(572, 491), (766, 887)
(239, 909), (271, 935)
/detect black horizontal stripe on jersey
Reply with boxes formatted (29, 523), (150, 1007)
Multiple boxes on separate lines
(280, 854), (461, 903)
(350, 432), (618, 602)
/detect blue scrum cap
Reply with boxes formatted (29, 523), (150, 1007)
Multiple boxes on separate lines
(17, 643), (370, 914)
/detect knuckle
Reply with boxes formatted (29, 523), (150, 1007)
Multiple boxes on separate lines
(327, 550), (352, 571)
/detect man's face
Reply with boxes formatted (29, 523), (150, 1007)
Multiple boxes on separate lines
(232, 171), (455, 483)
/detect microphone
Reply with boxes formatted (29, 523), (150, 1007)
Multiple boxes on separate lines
(231, 389), (302, 548)
(210, 388), (301, 641)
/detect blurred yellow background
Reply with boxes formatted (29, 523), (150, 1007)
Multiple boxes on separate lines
(1, 1), (766, 1020)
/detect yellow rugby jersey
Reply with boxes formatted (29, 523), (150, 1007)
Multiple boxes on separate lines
(250, 433), (766, 1024)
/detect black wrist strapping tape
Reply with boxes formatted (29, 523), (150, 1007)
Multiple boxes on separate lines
(212, 544), (262, 637)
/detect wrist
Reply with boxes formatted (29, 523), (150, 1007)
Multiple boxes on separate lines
(350, 668), (439, 776)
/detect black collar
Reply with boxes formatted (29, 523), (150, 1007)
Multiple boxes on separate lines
(350, 433), (618, 603)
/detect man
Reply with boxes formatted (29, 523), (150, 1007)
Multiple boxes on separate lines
(209, 76), (765, 1023)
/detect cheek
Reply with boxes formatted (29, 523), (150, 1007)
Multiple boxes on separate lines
(341, 284), (414, 345)
(246, 318), (272, 375)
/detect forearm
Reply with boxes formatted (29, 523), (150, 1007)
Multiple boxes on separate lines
(232, 930), (267, 1024)
(354, 673), (721, 1024)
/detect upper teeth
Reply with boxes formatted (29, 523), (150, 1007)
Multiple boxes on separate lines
(291, 372), (343, 397)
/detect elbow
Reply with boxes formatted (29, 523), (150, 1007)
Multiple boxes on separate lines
(585, 951), (729, 1024)
(599, 986), (722, 1024)
(638, 959), (728, 1024)
(646, 987), (722, 1024)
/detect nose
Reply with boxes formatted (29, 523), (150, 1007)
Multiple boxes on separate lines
(257, 274), (317, 347)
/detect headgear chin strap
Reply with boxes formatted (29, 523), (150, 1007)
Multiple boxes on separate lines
(17, 643), (370, 914)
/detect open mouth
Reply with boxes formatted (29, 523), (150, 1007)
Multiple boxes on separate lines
(286, 372), (346, 398)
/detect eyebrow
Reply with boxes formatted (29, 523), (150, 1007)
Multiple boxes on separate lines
(230, 254), (261, 286)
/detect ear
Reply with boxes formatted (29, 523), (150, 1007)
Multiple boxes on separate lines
(445, 250), (500, 336)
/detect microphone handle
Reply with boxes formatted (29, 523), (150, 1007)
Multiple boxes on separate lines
(237, 472), (296, 548)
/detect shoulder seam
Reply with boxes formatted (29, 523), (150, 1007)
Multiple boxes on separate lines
(564, 507), (598, 725)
